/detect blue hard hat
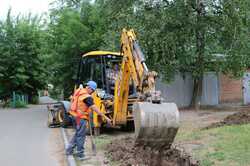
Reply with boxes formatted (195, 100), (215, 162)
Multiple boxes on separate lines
(87, 80), (97, 91)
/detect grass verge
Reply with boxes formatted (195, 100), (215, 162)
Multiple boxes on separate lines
(176, 124), (250, 166)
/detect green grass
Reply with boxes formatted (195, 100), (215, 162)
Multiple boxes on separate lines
(176, 128), (202, 141)
(177, 124), (250, 166)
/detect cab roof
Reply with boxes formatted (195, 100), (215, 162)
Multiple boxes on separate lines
(82, 51), (121, 57)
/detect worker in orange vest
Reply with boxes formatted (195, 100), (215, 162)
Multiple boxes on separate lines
(66, 80), (111, 160)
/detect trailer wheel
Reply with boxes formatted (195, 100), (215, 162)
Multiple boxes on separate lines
(47, 109), (54, 127)
(47, 106), (60, 128)
(58, 108), (64, 123)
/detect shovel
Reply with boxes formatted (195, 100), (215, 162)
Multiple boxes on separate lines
(88, 117), (97, 156)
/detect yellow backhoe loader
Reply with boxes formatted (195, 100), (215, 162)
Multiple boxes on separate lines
(48, 29), (180, 149)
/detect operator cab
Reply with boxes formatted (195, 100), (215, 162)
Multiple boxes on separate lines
(77, 51), (135, 99)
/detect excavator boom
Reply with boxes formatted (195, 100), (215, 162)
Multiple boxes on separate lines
(114, 29), (180, 150)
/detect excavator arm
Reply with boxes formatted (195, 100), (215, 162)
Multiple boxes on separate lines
(120, 29), (146, 91)
(113, 29), (151, 125)
(113, 29), (180, 150)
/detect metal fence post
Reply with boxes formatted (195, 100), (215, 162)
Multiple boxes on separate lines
(12, 91), (16, 108)
(26, 95), (28, 104)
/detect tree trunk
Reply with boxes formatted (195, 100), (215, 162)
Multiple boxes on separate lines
(191, 0), (205, 109)
(191, 76), (203, 110)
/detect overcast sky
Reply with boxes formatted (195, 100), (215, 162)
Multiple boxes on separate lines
(0, 0), (52, 19)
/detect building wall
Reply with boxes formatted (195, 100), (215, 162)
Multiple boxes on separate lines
(219, 74), (243, 103)
(156, 73), (193, 108)
(156, 72), (219, 108)
(201, 72), (219, 105)
(157, 72), (243, 107)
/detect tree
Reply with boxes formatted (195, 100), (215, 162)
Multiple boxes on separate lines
(99, 0), (250, 107)
(47, 0), (107, 97)
(0, 10), (47, 100)
(45, 0), (250, 105)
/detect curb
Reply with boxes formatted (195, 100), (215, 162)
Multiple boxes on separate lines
(60, 128), (77, 166)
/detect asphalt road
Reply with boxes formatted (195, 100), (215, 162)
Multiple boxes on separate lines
(0, 105), (65, 166)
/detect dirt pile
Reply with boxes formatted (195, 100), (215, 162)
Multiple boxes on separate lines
(106, 137), (199, 166)
(205, 110), (250, 129)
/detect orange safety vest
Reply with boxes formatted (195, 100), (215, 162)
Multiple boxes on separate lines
(69, 88), (91, 123)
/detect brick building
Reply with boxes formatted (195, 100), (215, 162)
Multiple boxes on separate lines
(219, 74), (243, 103)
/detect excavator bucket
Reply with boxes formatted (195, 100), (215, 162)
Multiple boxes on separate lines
(133, 102), (180, 150)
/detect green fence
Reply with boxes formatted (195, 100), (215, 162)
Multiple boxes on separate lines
(11, 91), (28, 108)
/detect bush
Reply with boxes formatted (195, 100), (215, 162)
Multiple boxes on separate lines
(14, 100), (27, 108)
(2, 98), (11, 108)
(31, 95), (39, 104)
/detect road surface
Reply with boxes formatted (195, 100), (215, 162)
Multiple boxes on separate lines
(0, 105), (66, 166)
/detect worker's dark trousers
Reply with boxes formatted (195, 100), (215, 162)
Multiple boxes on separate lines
(66, 119), (87, 157)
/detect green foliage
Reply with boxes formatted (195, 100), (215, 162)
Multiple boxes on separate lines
(30, 95), (39, 104)
(47, 0), (107, 97)
(99, 0), (250, 79)
(14, 100), (28, 108)
(48, 88), (62, 100)
(4, 99), (27, 108)
(0, 10), (47, 100)
(2, 0), (250, 104)
(95, 0), (250, 106)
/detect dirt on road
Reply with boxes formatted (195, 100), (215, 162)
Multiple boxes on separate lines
(106, 136), (199, 166)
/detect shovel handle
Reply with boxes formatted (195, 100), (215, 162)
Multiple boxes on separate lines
(88, 116), (97, 156)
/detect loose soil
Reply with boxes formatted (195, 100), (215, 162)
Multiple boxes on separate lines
(106, 136), (199, 166)
(65, 109), (242, 165)
(205, 110), (250, 129)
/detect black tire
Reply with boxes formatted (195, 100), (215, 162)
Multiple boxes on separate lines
(121, 121), (135, 131)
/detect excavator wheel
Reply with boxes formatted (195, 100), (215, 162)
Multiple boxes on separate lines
(121, 121), (135, 131)
(133, 102), (180, 150)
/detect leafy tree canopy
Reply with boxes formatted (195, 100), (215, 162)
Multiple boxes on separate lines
(0, 10), (47, 99)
